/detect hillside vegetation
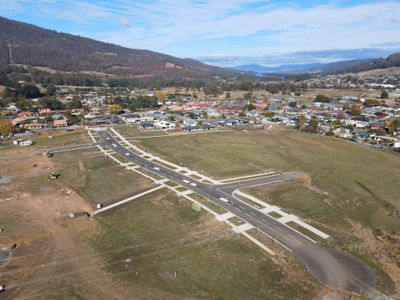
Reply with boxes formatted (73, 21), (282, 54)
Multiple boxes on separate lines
(0, 17), (235, 79)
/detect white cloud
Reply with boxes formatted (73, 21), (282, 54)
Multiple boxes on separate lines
(2, 0), (400, 58)
(97, 1), (400, 55)
(119, 17), (132, 28)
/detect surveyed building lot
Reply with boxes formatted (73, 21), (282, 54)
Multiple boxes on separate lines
(1, 130), (325, 299)
(136, 125), (400, 295)
(91, 189), (320, 300)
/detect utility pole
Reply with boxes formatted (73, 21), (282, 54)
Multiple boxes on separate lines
(8, 43), (13, 64)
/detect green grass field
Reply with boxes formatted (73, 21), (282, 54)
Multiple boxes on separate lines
(115, 126), (168, 138)
(91, 189), (318, 299)
(137, 127), (400, 232)
(135, 126), (400, 293)
(53, 149), (154, 206)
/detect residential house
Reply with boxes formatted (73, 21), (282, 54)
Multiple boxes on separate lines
(7, 102), (19, 113)
(183, 119), (198, 127)
(333, 128), (352, 139)
(40, 108), (52, 115)
(154, 121), (176, 130)
(53, 119), (68, 128)
(140, 122), (154, 129)
(24, 123), (44, 130)
(204, 108), (221, 118)
(17, 112), (33, 117)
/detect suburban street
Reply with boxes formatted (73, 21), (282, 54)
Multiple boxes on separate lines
(98, 130), (378, 296)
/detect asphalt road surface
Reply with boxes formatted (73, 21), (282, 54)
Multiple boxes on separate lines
(98, 130), (377, 296)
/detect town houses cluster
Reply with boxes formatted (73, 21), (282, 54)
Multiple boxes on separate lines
(1, 85), (399, 152)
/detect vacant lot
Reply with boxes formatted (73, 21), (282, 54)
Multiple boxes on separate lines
(53, 148), (155, 207)
(92, 189), (319, 300)
(32, 129), (91, 148)
(0, 135), (153, 299)
(116, 126), (168, 139)
(1, 132), (323, 299)
(138, 126), (400, 233)
(137, 126), (400, 296)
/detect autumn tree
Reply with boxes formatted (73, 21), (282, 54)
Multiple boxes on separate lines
(350, 104), (362, 116)
(108, 104), (122, 114)
(386, 120), (400, 134)
(297, 115), (307, 129)
(226, 92), (231, 99)
(156, 91), (166, 102)
(0, 119), (14, 136)
(364, 99), (381, 107)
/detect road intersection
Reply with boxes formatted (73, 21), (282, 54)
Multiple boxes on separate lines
(94, 129), (378, 297)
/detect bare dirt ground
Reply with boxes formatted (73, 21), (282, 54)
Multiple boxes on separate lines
(1, 146), (261, 299)
(348, 221), (400, 298)
(2, 134), (387, 299)
(0, 147), (148, 299)
(0, 145), (318, 300)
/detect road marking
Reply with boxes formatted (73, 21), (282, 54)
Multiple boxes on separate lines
(90, 129), (296, 257)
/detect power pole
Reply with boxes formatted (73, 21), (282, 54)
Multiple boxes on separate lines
(8, 43), (13, 64)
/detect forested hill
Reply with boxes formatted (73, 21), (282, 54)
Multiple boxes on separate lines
(0, 17), (236, 79)
(318, 53), (400, 74)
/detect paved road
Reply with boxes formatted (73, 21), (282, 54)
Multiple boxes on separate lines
(98, 130), (377, 295)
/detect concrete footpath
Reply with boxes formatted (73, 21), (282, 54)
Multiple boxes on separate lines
(91, 185), (164, 216)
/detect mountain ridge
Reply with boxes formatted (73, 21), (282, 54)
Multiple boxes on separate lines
(0, 17), (237, 79)
(233, 54), (400, 75)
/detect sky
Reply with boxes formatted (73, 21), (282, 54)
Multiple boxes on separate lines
(1, 0), (400, 66)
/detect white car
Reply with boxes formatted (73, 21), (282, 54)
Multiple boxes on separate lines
(153, 166), (160, 170)
(112, 143), (117, 148)
(125, 152), (130, 156)
(106, 137), (110, 140)
(182, 179), (190, 184)
(190, 182), (197, 187)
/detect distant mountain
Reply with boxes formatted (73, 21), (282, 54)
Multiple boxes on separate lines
(233, 63), (323, 74)
(320, 53), (400, 74)
(201, 48), (400, 68)
(0, 17), (237, 79)
(233, 54), (400, 75)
